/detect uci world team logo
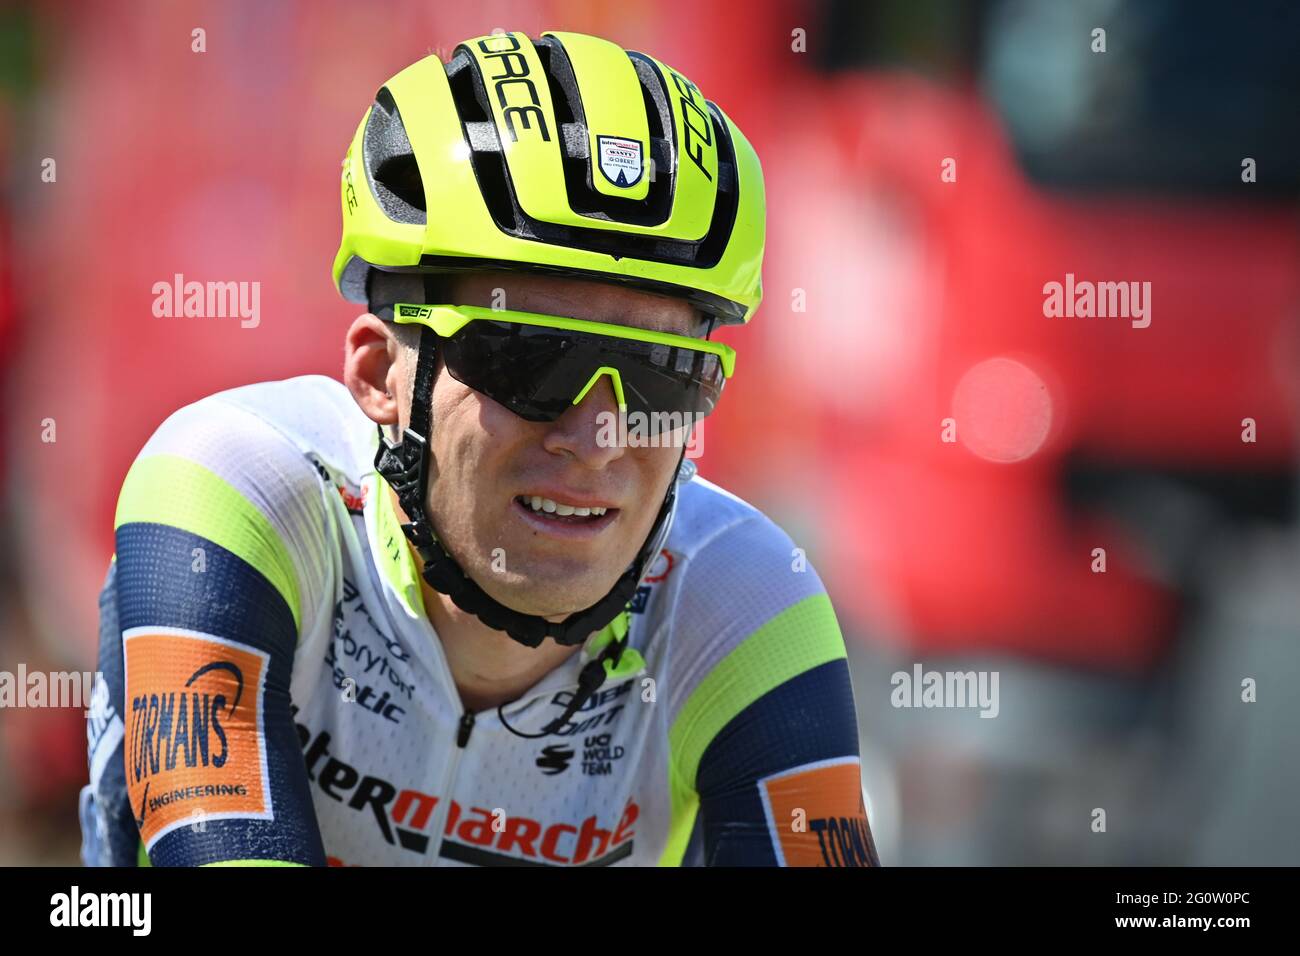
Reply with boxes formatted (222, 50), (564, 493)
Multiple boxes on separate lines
(596, 136), (643, 188)
(536, 744), (574, 775)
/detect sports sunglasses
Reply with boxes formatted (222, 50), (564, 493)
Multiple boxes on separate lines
(392, 304), (736, 432)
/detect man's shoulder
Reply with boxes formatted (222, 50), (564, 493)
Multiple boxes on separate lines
(118, 374), (374, 543)
(669, 474), (799, 566)
(154, 375), (375, 484)
(663, 474), (833, 637)
(115, 377), (355, 634)
(203, 373), (353, 414)
(656, 475), (848, 741)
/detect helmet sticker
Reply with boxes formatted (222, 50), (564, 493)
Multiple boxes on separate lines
(596, 135), (644, 188)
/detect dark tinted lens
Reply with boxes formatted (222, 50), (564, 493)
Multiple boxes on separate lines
(613, 338), (725, 420)
(440, 321), (576, 421)
(440, 321), (725, 431)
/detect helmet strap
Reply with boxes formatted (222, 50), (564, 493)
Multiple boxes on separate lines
(373, 323), (682, 649)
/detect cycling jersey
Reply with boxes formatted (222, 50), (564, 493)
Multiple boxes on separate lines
(79, 375), (877, 867)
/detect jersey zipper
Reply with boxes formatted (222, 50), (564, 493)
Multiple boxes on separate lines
(426, 708), (475, 865)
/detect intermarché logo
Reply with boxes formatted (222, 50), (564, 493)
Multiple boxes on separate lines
(300, 724), (637, 864)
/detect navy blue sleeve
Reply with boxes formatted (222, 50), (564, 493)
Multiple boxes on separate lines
(695, 660), (880, 867)
(94, 523), (326, 866)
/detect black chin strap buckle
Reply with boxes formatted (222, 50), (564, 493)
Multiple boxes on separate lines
(375, 426), (429, 520)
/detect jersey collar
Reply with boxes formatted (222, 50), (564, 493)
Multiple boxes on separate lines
(368, 468), (643, 676)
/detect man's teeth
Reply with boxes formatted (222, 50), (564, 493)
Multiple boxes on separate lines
(524, 495), (607, 516)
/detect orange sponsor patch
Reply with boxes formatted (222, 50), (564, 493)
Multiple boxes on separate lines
(759, 757), (877, 867)
(123, 627), (272, 848)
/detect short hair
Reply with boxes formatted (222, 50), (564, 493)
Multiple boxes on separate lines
(384, 276), (449, 413)
(392, 319), (422, 406)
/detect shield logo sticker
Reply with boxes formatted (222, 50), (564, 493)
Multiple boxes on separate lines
(596, 136), (644, 188)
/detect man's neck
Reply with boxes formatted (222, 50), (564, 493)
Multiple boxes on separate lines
(415, 555), (582, 714)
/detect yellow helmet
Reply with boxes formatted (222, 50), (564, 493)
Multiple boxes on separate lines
(332, 30), (765, 324)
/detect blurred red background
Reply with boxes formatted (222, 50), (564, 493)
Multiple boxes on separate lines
(2, 0), (1297, 864)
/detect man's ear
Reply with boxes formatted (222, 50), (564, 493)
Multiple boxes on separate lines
(343, 313), (402, 427)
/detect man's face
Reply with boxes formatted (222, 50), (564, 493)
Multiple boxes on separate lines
(416, 272), (702, 620)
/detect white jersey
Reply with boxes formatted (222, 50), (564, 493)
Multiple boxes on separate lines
(80, 375), (876, 867)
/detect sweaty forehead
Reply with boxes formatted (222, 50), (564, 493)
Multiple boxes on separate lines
(446, 272), (704, 337)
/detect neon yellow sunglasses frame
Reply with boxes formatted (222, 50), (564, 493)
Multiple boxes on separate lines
(392, 303), (737, 410)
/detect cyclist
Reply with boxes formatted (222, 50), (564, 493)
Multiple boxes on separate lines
(79, 29), (880, 867)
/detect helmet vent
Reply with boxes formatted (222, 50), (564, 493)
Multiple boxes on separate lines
(363, 86), (427, 224)
(445, 48), (518, 229)
(375, 154), (425, 213)
(535, 37), (675, 226)
(439, 40), (742, 273)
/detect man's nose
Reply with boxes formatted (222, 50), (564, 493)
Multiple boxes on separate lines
(540, 371), (626, 467)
